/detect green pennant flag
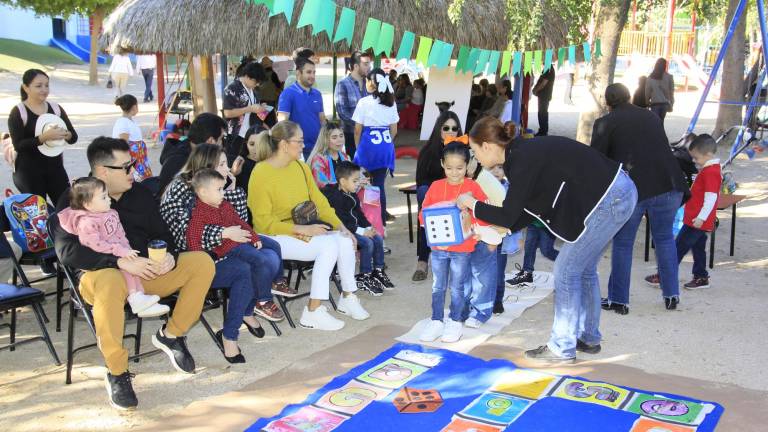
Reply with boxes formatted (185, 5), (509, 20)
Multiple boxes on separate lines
(486, 50), (500, 76)
(296, 0), (319, 29)
(583, 42), (592, 63)
(499, 51), (512, 77)
(361, 18), (382, 52)
(474, 49), (490, 74)
(544, 49), (553, 72)
(375, 22), (395, 56)
(466, 48), (481, 73)
(268, 0), (294, 24)
(438, 43), (454, 68)
(557, 47), (566, 69)
(333, 7), (355, 44)
(312, 0), (336, 37)
(568, 45), (576, 65)
(427, 40), (443, 67)
(523, 51), (533, 76)
(396, 31), (416, 60)
(594, 38), (602, 58)
(415, 36), (433, 67)
(251, 0), (275, 9)
(512, 51), (522, 76)
(455, 45), (470, 73)
(533, 50), (542, 74)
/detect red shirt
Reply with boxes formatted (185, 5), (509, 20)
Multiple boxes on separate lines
(419, 178), (488, 253)
(683, 163), (721, 232)
(187, 199), (260, 258)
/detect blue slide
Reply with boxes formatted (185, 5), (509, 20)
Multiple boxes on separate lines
(50, 37), (107, 64)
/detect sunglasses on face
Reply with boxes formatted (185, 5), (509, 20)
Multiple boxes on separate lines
(103, 159), (136, 174)
(442, 126), (460, 132)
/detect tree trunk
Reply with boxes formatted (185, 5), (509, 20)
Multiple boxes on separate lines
(88, 8), (105, 86)
(713, 0), (747, 137)
(575, 0), (632, 144)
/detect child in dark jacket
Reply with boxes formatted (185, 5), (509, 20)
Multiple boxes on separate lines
(322, 161), (394, 296)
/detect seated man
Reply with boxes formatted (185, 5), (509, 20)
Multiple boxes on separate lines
(53, 137), (215, 410)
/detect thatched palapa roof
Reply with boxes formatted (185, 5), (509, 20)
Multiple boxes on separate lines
(101, 0), (512, 57)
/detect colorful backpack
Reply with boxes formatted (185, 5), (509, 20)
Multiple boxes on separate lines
(3, 191), (54, 253)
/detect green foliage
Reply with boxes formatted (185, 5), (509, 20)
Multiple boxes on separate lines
(502, 0), (592, 50)
(0, 37), (82, 73)
(0, 0), (120, 16)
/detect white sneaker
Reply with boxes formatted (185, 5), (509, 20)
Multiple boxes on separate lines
(337, 293), (370, 320)
(419, 320), (444, 342)
(300, 305), (345, 331)
(441, 319), (463, 343)
(464, 317), (482, 329)
(137, 302), (170, 318)
(128, 292), (161, 314)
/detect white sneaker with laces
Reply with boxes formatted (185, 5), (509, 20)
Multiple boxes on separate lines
(419, 319), (444, 342)
(128, 292), (161, 314)
(464, 317), (482, 329)
(337, 293), (370, 320)
(441, 319), (463, 343)
(137, 302), (170, 318)
(300, 305), (345, 330)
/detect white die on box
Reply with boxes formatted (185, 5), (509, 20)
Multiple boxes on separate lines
(423, 202), (472, 247)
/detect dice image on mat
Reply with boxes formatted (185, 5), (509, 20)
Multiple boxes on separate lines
(423, 202), (471, 247)
(393, 387), (444, 413)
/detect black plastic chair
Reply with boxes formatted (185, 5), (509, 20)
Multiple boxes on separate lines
(277, 260), (342, 328)
(0, 283), (61, 365)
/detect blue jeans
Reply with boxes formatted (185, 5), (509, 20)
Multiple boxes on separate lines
(140, 68), (154, 101)
(676, 225), (709, 278)
(370, 168), (389, 222)
(548, 171), (637, 358)
(495, 247), (507, 305)
(608, 190), (682, 304)
(259, 235), (286, 282)
(430, 250), (471, 322)
(462, 242), (498, 323)
(522, 225), (559, 272)
(354, 233), (385, 274)
(416, 184), (431, 262)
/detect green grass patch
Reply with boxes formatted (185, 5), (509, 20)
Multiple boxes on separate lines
(0, 38), (83, 73)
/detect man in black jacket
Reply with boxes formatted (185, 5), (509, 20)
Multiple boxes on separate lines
(591, 83), (689, 313)
(53, 137), (215, 410)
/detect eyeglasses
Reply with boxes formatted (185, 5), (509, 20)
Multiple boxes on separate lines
(103, 159), (136, 174)
(442, 126), (460, 132)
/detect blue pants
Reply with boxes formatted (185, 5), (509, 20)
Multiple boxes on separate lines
(676, 225), (709, 278)
(495, 247), (507, 305)
(259, 235), (286, 281)
(522, 225), (559, 272)
(548, 171), (637, 358)
(140, 68), (154, 101)
(212, 243), (281, 340)
(354, 233), (385, 274)
(430, 250), (471, 322)
(370, 168), (389, 222)
(608, 190), (682, 304)
(462, 242), (498, 323)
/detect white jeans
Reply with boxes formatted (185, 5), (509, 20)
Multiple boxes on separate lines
(267, 233), (357, 300)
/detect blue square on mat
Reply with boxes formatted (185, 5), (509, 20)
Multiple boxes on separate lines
(458, 391), (532, 426)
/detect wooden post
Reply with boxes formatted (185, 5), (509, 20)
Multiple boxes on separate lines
(631, 0), (637, 30)
(201, 55), (218, 114)
(156, 52), (166, 130)
(663, 0), (677, 61)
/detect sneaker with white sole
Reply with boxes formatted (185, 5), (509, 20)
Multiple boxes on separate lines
(137, 302), (170, 318)
(441, 319), (463, 343)
(299, 305), (345, 330)
(464, 317), (482, 329)
(337, 293), (370, 320)
(419, 319), (444, 342)
(128, 292), (161, 314)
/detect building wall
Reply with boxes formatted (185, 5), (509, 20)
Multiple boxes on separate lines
(0, 6), (53, 45)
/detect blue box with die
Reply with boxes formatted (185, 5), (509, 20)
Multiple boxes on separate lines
(422, 202), (471, 247)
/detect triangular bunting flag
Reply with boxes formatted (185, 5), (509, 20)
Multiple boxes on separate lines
(523, 51), (533, 76)
(568, 45), (576, 66)
(455, 46), (470, 73)
(428, 40), (445, 67)
(486, 51), (501, 76)
(466, 48), (481, 74)
(415, 36), (433, 67)
(375, 22), (395, 56)
(251, 0), (275, 10)
(396, 31), (416, 61)
(438, 43), (454, 69)
(296, 0), (320, 29)
(312, 0), (336, 38)
(512, 51), (522, 76)
(544, 49), (553, 72)
(268, 0), (294, 24)
(557, 47), (566, 69)
(333, 7), (355, 44)
(500, 51), (512, 78)
(594, 38), (602, 58)
(361, 18), (382, 52)
(474, 49), (490, 75)
(583, 42), (592, 63)
(533, 50), (542, 74)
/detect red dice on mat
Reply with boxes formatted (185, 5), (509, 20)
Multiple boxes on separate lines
(393, 387), (444, 413)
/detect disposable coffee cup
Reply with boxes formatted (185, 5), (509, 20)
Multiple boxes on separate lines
(148, 240), (167, 263)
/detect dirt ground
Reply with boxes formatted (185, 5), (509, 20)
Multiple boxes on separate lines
(0, 63), (766, 431)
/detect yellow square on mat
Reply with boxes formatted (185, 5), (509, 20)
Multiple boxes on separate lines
(490, 369), (558, 400)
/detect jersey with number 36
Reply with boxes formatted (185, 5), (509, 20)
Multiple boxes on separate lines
(354, 126), (395, 172)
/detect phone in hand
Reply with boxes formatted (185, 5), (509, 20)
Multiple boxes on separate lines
(263, 104), (274, 113)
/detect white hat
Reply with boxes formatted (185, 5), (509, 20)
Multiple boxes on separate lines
(34, 113), (68, 157)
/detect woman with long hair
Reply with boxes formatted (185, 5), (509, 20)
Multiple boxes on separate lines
(645, 58), (675, 124)
(308, 121), (350, 188)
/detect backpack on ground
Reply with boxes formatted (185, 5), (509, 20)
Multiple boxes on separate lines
(3, 191), (54, 253)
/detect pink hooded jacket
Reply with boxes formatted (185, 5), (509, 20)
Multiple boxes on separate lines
(58, 207), (134, 257)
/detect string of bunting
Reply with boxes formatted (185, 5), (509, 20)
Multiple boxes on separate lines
(245, 0), (601, 77)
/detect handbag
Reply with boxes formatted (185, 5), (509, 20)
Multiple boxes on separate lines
(290, 161), (321, 225)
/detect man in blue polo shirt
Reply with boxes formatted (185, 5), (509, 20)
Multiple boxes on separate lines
(277, 57), (326, 159)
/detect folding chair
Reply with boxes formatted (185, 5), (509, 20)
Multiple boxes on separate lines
(276, 260), (342, 328)
(0, 282), (61, 365)
(205, 286), (282, 352)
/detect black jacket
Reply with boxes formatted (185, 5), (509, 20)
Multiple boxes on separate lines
(591, 103), (688, 201)
(415, 140), (446, 187)
(53, 182), (177, 271)
(158, 137), (191, 195)
(474, 136), (622, 243)
(321, 184), (371, 233)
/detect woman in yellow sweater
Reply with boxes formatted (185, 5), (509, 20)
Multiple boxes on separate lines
(248, 121), (370, 330)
